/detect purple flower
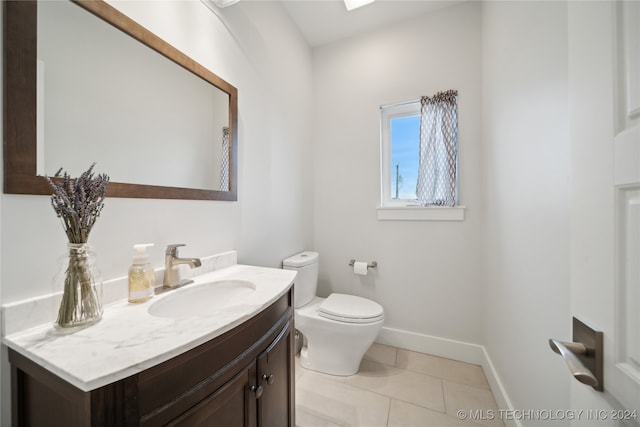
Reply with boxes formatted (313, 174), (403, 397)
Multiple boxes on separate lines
(45, 163), (109, 243)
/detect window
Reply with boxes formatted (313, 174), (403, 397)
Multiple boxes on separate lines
(379, 92), (463, 221)
(380, 101), (421, 206)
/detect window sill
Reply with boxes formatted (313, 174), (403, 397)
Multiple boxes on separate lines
(376, 206), (465, 221)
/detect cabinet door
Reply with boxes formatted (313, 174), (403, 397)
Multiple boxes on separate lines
(167, 363), (257, 427)
(256, 319), (295, 427)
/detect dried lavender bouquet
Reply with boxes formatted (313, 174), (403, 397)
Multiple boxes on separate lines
(45, 164), (109, 328)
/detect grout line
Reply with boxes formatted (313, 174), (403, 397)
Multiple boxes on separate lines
(385, 397), (392, 427)
(442, 378), (449, 417)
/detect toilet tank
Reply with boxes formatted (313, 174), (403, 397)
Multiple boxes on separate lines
(282, 251), (319, 308)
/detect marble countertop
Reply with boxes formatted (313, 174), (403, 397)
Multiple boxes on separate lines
(2, 264), (296, 392)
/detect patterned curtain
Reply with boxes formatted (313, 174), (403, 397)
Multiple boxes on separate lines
(220, 127), (230, 191)
(416, 90), (458, 206)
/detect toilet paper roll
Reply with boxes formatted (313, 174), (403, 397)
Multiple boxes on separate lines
(353, 261), (369, 276)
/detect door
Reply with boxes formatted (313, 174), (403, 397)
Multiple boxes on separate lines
(256, 319), (295, 427)
(167, 363), (257, 427)
(568, 0), (640, 421)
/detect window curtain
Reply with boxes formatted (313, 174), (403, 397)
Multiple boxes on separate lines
(416, 90), (458, 206)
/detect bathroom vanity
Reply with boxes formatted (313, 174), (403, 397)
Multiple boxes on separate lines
(3, 264), (296, 427)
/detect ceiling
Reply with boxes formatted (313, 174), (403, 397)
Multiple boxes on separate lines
(280, 0), (462, 47)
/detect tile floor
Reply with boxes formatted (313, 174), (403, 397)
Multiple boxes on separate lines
(295, 343), (504, 427)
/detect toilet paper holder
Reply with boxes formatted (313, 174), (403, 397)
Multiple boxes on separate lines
(348, 259), (377, 269)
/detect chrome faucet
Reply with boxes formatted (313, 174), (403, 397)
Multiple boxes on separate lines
(163, 244), (202, 289)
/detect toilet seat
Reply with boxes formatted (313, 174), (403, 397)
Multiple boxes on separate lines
(318, 293), (384, 324)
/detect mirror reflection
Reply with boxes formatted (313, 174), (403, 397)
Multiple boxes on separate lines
(38, 1), (230, 191)
(4, 0), (238, 200)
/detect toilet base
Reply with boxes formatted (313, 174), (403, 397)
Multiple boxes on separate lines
(299, 346), (363, 376)
(295, 297), (383, 376)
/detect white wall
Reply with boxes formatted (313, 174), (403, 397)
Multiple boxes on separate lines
(0, 1), (313, 423)
(482, 0), (572, 420)
(312, 1), (484, 345)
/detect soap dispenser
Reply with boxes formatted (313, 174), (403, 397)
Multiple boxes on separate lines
(128, 243), (155, 303)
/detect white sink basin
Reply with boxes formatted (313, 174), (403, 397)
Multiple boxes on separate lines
(148, 279), (256, 319)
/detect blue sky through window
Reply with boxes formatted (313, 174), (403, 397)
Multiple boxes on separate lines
(390, 115), (419, 200)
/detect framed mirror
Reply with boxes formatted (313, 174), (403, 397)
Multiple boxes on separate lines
(4, 0), (238, 200)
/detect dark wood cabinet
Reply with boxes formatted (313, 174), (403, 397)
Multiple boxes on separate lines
(9, 290), (295, 427)
(256, 319), (295, 427)
(167, 363), (256, 427)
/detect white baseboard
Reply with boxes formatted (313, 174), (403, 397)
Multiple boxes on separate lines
(376, 326), (523, 427)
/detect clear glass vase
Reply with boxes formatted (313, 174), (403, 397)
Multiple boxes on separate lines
(53, 243), (103, 329)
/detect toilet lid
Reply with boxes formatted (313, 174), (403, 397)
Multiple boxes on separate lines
(319, 293), (384, 324)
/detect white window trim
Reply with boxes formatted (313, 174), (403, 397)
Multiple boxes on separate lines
(379, 100), (465, 221)
(376, 206), (465, 221)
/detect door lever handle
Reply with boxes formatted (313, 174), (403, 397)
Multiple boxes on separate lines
(549, 339), (598, 387)
(549, 317), (603, 392)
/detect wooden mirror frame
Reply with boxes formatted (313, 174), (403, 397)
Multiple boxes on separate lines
(3, 0), (238, 200)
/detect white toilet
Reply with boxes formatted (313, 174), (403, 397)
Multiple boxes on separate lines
(283, 251), (384, 376)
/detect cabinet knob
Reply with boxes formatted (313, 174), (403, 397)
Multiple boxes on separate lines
(250, 384), (263, 399)
(262, 374), (275, 385)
